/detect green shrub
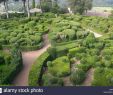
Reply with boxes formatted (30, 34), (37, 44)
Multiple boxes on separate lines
(92, 68), (113, 86)
(42, 74), (64, 86)
(47, 47), (56, 59)
(48, 56), (70, 77)
(0, 49), (23, 85)
(62, 29), (76, 40)
(70, 69), (86, 85)
(69, 47), (85, 57)
(82, 33), (96, 48)
(76, 64), (91, 72)
(29, 52), (50, 86)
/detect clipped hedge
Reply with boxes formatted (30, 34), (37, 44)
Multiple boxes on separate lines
(1, 62), (23, 84)
(29, 52), (50, 86)
(2, 42), (43, 51)
(92, 68), (113, 86)
(48, 56), (70, 77)
(0, 49), (23, 85)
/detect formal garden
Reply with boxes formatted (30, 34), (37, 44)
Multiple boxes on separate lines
(0, 11), (113, 86)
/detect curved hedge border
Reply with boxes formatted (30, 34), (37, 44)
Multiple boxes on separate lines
(2, 62), (23, 84)
(29, 52), (50, 86)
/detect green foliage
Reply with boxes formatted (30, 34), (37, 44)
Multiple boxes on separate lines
(76, 64), (91, 72)
(68, 0), (93, 14)
(82, 33), (96, 48)
(47, 47), (57, 59)
(0, 48), (22, 85)
(69, 47), (85, 57)
(29, 52), (50, 86)
(70, 69), (86, 85)
(48, 56), (70, 77)
(92, 68), (113, 86)
(42, 74), (64, 86)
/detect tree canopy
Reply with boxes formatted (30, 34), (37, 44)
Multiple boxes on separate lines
(67, 0), (93, 14)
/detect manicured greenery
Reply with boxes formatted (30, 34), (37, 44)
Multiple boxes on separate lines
(47, 56), (70, 77)
(42, 74), (64, 86)
(1, 13), (113, 86)
(70, 69), (86, 85)
(29, 52), (50, 86)
(0, 48), (22, 85)
(0, 14), (55, 51)
(92, 68), (113, 86)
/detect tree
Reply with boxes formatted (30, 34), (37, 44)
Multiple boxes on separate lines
(32, 0), (35, 8)
(14, 0), (26, 14)
(67, 0), (93, 14)
(26, 0), (30, 18)
(51, 0), (60, 13)
(22, 0), (26, 13)
(84, 0), (93, 13)
(0, 0), (9, 18)
(41, 0), (52, 12)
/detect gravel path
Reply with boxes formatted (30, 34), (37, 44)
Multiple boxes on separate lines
(12, 34), (51, 86)
(63, 76), (73, 86)
(82, 68), (94, 86)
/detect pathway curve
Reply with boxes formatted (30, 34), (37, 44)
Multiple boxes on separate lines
(12, 34), (51, 86)
(87, 29), (102, 38)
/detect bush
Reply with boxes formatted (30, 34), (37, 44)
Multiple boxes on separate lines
(62, 29), (76, 40)
(48, 56), (70, 77)
(47, 47), (56, 59)
(92, 68), (113, 86)
(69, 47), (85, 57)
(29, 52), (50, 86)
(42, 74), (64, 86)
(0, 48), (23, 85)
(70, 69), (86, 85)
(82, 33), (96, 48)
(76, 64), (91, 72)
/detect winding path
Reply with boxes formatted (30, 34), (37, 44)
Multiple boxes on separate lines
(12, 29), (102, 86)
(12, 34), (51, 86)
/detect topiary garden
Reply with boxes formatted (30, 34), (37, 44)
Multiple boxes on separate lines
(1, 13), (113, 86)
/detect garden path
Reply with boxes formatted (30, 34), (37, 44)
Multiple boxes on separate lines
(12, 34), (51, 86)
(82, 68), (94, 86)
(81, 29), (102, 86)
(63, 76), (73, 86)
(88, 29), (102, 38)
